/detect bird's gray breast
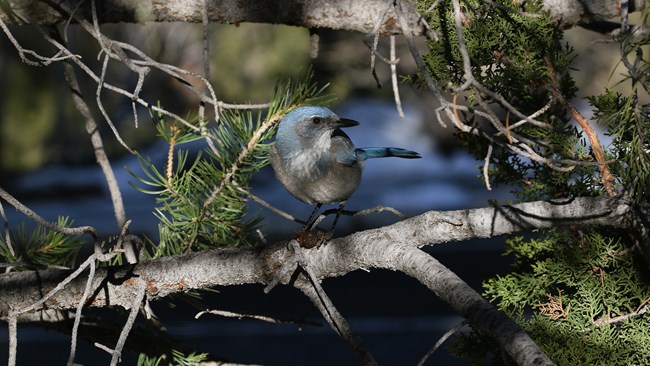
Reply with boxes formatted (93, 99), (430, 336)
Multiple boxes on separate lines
(270, 137), (362, 204)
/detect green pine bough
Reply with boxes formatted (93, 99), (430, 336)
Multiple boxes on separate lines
(129, 72), (330, 258)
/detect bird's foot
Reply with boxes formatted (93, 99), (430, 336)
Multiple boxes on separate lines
(295, 230), (331, 248)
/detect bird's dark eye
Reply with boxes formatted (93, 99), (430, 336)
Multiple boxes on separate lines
(312, 116), (322, 124)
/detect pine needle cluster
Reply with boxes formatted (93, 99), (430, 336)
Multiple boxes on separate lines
(0, 216), (82, 270)
(131, 73), (329, 258)
(137, 350), (208, 366)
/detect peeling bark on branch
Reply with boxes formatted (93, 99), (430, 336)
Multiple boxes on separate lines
(0, 0), (644, 34)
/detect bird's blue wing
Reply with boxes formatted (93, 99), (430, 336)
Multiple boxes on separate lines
(330, 129), (359, 167)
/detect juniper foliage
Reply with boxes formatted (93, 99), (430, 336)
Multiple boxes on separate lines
(411, 0), (650, 364)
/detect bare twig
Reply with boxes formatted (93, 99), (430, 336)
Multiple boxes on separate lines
(96, 53), (136, 154)
(255, 229), (267, 245)
(507, 144), (575, 172)
(7, 314), (17, 366)
(310, 205), (405, 229)
(14, 253), (117, 316)
(494, 99), (554, 136)
(505, 111), (513, 144)
(394, 0), (448, 104)
(5, 0), (274, 184)
(366, 0), (395, 87)
(309, 28), (320, 58)
(234, 183), (300, 224)
(115, 220), (138, 264)
(396, 1), (489, 138)
(476, 82), (554, 130)
(390, 35), (404, 118)
(450, 95), (474, 133)
(94, 342), (114, 355)
(296, 278), (376, 365)
(620, 0), (630, 34)
(290, 241), (377, 366)
(451, 0), (473, 91)
(544, 72), (617, 196)
(91, 0), (149, 135)
(109, 278), (146, 366)
(196, 308), (321, 327)
(77, 1), (217, 121)
(417, 320), (467, 366)
(61, 48), (127, 230)
(67, 259), (96, 366)
(47, 28), (197, 128)
(0, 202), (15, 258)
(349, 205), (405, 218)
(199, 0), (212, 121)
(41, 3), (266, 136)
(0, 16), (75, 66)
(592, 305), (648, 329)
(412, 0), (441, 41)
(198, 0), (223, 158)
(0, 186), (97, 239)
(10, 250), (118, 365)
(483, 143), (493, 191)
(89, 0), (150, 96)
(462, 92), (581, 172)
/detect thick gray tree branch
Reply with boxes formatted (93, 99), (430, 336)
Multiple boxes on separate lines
(0, 0), (644, 33)
(0, 196), (635, 364)
(0, 196), (632, 312)
(394, 248), (554, 365)
(1, 0), (421, 35)
(543, 0), (643, 29)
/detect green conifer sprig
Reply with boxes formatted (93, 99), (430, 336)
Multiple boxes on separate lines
(412, 0), (593, 198)
(589, 90), (650, 204)
(136, 350), (208, 366)
(130, 72), (329, 258)
(0, 216), (82, 270)
(584, 12), (650, 204)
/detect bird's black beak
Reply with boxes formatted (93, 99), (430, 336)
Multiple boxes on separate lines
(336, 117), (360, 128)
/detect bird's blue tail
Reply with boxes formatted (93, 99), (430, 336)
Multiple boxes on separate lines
(356, 147), (421, 160)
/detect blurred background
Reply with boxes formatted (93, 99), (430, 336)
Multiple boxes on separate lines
(0, 20), (628, 365)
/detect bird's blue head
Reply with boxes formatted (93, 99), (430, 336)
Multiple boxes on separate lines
(276, 106), (359, 147)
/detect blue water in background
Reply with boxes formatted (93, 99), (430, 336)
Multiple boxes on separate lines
(0, 100), (514, 365)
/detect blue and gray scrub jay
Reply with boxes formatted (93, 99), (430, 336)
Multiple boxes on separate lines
(270, 106), (421, 231)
